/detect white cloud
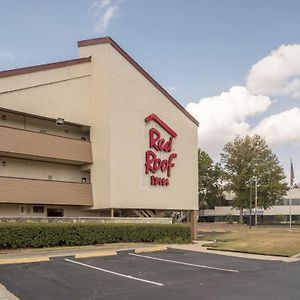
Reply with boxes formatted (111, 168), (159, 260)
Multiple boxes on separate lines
(100, 0), (112, 8)
(247, 44), (300, 98)
(251, 107), (300, 147)
(93, 0), (123, 33)
(0, 50), (14, 61)
(186, 86), (272, 156)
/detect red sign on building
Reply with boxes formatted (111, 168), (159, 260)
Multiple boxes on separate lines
(145, 114), (177, 186)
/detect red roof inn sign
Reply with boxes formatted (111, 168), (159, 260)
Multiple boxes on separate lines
(145, 114), (177, 186)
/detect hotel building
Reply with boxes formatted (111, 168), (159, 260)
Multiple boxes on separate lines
(0, 37), (198, 219)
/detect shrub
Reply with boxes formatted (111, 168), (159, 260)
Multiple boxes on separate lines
(0, 223), (191, 249)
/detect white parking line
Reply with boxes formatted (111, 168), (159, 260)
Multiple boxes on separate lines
(65, 258), (164, 286)
(129, 253), (239, 273)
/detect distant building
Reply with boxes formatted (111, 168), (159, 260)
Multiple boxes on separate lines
(200, 188), (300, 223)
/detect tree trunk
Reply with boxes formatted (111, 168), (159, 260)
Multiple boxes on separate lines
(239, 208), (243, 224)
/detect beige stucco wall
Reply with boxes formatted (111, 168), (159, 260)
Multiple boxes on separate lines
(0, 40), (198, 211)
(0, 125), (92, 164)
(0, 157), (89, 182)
(0, 176), (93, 206)
(0, 204), (98, 217)
(0, 110), (89, 140)
(80, 43), (198, 210)
(0, 63), (92, 126)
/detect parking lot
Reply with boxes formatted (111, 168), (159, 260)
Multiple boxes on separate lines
(1, 249), (300, 299)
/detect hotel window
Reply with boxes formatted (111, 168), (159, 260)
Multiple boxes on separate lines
(47, 208), (64, 217)
(33, 206), (44, 213)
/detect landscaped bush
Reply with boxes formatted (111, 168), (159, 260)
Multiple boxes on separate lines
(0, 223), (191, 249)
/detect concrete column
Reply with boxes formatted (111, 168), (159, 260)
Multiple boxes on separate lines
(110, 208), (114, 218)
(186, 210), (191, 222)
(190, 210), (198, 240)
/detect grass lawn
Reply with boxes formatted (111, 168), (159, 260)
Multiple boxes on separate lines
(198, 224), (300, 257)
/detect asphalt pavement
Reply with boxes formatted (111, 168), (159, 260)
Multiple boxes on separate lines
(0, 249), (299, 299)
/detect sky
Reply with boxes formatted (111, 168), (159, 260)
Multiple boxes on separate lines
(1, 0), (300, 183)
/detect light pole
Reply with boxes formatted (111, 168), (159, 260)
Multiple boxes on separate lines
(249, 183), (252, 229)
(253, 176), (258, 226)
(289, 158), (294, 231)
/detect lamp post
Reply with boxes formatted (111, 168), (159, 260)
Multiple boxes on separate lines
(254, 176), (258, 226)
(249, 183), (252, 230)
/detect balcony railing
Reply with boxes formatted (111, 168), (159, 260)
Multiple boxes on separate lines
(0, 125), (92, 164)
(0, 176), (93, 206)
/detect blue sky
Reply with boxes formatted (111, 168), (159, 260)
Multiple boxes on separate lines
(1, 0), (300, 183)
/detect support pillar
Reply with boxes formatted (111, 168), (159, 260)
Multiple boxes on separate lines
(110, 208), (114, 218)
(190, 210), (198, 240)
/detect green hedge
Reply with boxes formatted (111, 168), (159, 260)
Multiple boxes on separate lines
(0, 223), (191, 249)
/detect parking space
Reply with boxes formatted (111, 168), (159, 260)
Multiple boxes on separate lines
(0, 249), (300, 299)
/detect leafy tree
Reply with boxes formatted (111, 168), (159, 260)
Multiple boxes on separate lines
(198, 149), (225, 209)
(220, 135), (288, 222)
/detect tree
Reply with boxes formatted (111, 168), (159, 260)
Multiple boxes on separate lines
(198, 149), (225, 209)
(220, 135), (288, 223)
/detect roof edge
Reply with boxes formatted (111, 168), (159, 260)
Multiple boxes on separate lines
(78, 37), (199, 126)
(0, 57), (91, 79)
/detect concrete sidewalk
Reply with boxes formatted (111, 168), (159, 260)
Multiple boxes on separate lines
(2, 241), (300, 265)
(0, 284), (19, 300)
(169, 240), (300, 262)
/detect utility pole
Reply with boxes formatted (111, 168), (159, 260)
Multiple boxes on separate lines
(254, 176), (258, 226)
(289, 158), (294, 231)
(289, 195), (292, 231)
(249, 183), (252, 230)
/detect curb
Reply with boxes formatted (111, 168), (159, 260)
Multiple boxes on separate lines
(75, 251), (117, 259)
(0, 256), (49, 265)
(168, 243), (300, 262)
(0, 246), (168, 264)
(206, 247), (289, 257)
(134, 246), (168, 253)
(0, 283), (19, 300)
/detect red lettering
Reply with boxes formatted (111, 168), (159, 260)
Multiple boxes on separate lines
(158, 139), (165, 150)
(149, 128), (173, 152)
(164, 137), (173, 152)
(160, 159), (168, 172)
(145, 150), (156, 174)
(167, 153), (177, 177)
(149, 128), (160, 151)
(145, 150), (177, 177)
(154, 157), (161, 171)
(151, 175), (155, 185)
(146, 118), (177, 186)
(156, 177), (162, 185)
(150, 176), (170, 186)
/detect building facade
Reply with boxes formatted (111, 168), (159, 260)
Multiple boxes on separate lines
(0, 37), (198, 218)
(201, 188), (300, 223)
